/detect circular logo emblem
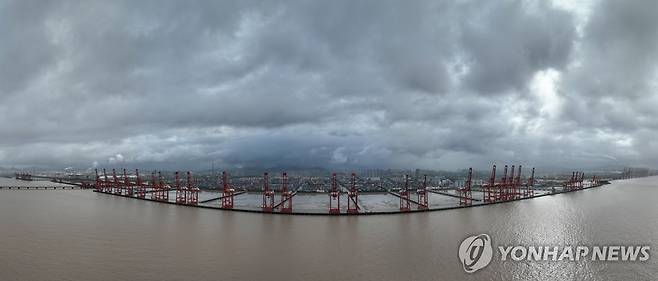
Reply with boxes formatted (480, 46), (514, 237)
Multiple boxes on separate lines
(458, 234), (493, 273)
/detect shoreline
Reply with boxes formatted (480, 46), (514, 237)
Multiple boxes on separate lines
(92, 181), (611, 216)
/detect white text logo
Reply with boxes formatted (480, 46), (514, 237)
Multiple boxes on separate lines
(458, 234), (493, 273)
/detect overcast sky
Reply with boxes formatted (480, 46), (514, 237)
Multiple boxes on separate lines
(1, 0), (657, 171)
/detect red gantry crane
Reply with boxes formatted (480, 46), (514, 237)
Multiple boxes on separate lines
(459, 168), (473, 206)
(123, 169), (133, 196)
(484, 164), (497, 203)
(135, 169), (146, 198)
(280, 172), (293, 213)
(186, 171), (199, 205)
(417, 175), (429, 210)
(497, 165), (508, 201)
(524, 167), (535, 197)
(399, 175), (411, 212)
(347, 173), (359, 214)
(94, 169), (101, 192)
(112, 169), (121, 195)
(221, 171), (234, 209)
(262, 172), (274, 212)
(175, 171), (186, 203)
(512, 165), (521, 200)
(156, 172), (169, 201)
(150, 171), (159, 200)
(591, 175), (596, 187)
(569, 172), (576, 191)
(507, 165), (515, 201)
(103, 169), (110, 193)
(329, 173), (340, 214)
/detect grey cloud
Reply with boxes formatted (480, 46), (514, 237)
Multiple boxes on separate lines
(459, 0), (575, 94)
(557, 0), (658, 153)
(0, 0), (656, 171)
(0, 1), (58, 94)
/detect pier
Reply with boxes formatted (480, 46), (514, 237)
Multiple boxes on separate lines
(1, 165), (611, 215)
(0, 185), (82, 190)
(86, 164), (609, 216)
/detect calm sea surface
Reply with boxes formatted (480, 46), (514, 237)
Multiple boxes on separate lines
(0, 176), (656, 280)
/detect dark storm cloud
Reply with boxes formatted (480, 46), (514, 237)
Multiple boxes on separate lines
(0, 1), (57, 93)
(555, 0), (658, 167)
(0, 0), (656, 171)
(459, 0), (575, 93)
